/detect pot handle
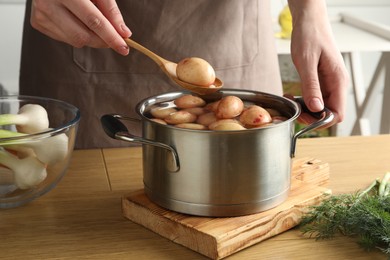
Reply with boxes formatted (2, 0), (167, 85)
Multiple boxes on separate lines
(290, 97), (334, 158)
(100, 114), (180, 172)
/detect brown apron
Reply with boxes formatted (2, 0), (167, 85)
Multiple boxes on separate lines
(20, 0), (282, 149)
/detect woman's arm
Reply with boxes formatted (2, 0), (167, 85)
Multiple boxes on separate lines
(288, 0), (349, 126)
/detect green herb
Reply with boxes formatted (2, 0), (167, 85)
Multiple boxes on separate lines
(300, 172), (390, 255)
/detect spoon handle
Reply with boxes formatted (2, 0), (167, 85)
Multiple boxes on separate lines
(124, 38), (169, 67)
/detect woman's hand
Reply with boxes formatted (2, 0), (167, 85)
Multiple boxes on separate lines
(30, 0), (132, 56)
(288, 0), (349, 126)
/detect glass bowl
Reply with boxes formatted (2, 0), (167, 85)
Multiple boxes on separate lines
(0, 95), (80, 208)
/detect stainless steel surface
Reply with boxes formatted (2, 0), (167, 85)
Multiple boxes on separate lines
(100, 114), (180, 172)
(103, 89), (332, 216)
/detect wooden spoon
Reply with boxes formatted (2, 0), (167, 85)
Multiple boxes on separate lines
(125, 38), (223, 95)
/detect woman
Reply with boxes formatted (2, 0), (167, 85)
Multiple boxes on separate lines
(20, 0), (348, 149)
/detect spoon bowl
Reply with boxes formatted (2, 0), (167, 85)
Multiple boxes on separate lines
(125, 38), (223, 95)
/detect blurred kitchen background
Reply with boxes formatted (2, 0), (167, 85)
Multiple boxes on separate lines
(1, 0), (389, 137)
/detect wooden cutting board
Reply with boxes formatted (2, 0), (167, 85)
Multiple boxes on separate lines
(122, 157), (330, 259)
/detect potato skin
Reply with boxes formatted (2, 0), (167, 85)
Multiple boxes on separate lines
(239, 105), (272, 126)
(150, 118), (167, 125)
(215, 96), (244, 119)
(175, 123), (208, 130)
(174, 95), (206, 109)
(176, 57), (216, 87)
(197, 112), (218, 126)
(148, 95), (285, 131)
(164, 111), (197, 125)
(150, 107), (177, 119)
(205, 100), (220, 112)
(208, 119), (245, 131)
(182, 107), (208, 116)
(212, 123), (246, 131)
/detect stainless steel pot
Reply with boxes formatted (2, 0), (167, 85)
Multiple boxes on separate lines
(101, 89), (333, 216)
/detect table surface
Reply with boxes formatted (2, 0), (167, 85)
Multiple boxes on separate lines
(2, 135), (390, 259)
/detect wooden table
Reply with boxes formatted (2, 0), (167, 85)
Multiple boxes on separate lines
(1, 135), (390, 259)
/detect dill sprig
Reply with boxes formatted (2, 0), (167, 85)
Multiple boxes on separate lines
(300, 172), (390, 255)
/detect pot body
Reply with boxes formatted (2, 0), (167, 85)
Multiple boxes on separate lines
(137, 90), (300, 216)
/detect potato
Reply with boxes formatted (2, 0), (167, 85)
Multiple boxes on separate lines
(239, 105), (272, 126)
(150, 107), (177, 119)
(150, 95), (284, 131)
(182, 107), (208, 116)
(175, 123), (208, 130)
(209, 119), (246, 131)
(208, 119), (241, 128)
(174, 95), (206, 109)
(212, 123), (246, 131)
(215, 96), (244, 119)
(196, 112), (218, 126)
(150, 118), (167, 125)
(205, 100), (220, 112)
(164, 111), (197, 125)
(176, 57), (216, 87)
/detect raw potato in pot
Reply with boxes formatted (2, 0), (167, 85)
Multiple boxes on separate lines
(150, 118), (167, 125)
(212, 123), (246, 131)
(174, 94), (206, 109)
(150, 107), (177, 119)
(239, 105), (272, 127)
(175, 123), (207, 130)
(209, 119), (246, 131)
(182, 107), (208, 116)
(176, 57), (216, 87)
(164, 111), (197, 125)
(147, 94), (288, 130)
(205, 100), (220, 112)
(215, 96), (244, 119)
(197, 112), (218, 126)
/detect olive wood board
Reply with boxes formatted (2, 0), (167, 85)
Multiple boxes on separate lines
(122, 157), (331, 260)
